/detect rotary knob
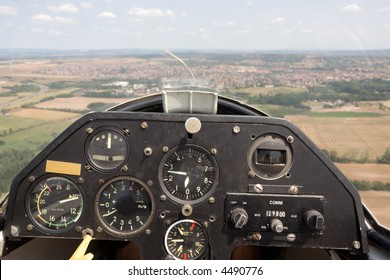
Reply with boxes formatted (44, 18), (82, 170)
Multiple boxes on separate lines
(305, 210), (325, 230)
(230, 208), (249, 229)
(270, 219), (284, 233)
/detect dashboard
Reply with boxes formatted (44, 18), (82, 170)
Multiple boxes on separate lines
(3, 105), (368, 259)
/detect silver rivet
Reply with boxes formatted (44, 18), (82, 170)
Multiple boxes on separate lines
(145, 229), (151, 235)
(233, 126), (240, 134)
(287, 135), (294, 143)
(353, 241), (361, 249)
(160, 195), (167, 202)
(162, 146), (169, 153)
(208, 197), (215, 204)
(210, 148), (217, 155)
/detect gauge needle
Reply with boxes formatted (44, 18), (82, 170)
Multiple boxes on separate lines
(171, 239), (185, 243)
(184, 176), (190, 188)
(59, 196), (79, 204)
(102, 209), (117, 217)
(178, 227), (185, 235)
(107, 133), (112, 149)
(167, 170), (187, 176)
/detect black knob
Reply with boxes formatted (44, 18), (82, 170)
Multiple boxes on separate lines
(230, 208), (249, 229)
(305, 210), (325, 230)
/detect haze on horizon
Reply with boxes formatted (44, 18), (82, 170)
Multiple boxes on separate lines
(0, 1), (390, 51)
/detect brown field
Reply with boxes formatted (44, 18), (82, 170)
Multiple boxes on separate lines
(286, 115), (390, 160)
(36, 97), (132, 111)
(0, 96), (18, 104)
(336, 163), (390, 183)
(9, 108), (80, 121)
(359, 191), (390, 228)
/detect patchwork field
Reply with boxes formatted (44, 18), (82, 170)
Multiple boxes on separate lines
(36, 96), (131, 111)
(286, 115), (390, 160)
(360, 191), (390, 228)
(9, 108), (80, 121)
(336, 163), (390, 183)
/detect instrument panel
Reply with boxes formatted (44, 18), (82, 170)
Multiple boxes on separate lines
(4, 111), (368, 259)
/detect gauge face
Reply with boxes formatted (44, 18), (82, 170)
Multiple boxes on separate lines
(86, 128), (128, 171)
(27, 176), (83, 232)
(165, 219), (208, 260)
(159, 145), (219, 203)
(95, 176), (155, 237)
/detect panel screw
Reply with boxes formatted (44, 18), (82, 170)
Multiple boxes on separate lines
(121, 165), (129, 172)
(147, 180), (153, 187)
(28, 176), (35, 183)
(144, 147), (153, 156)
(162, 146), (169, 153)
(96, 227), (103, 233)
(123, 128), (130, 135)
(85, 164), (91, 171)
(145, 229), (151, 235)
(251, 233), (262, 241)
(210, 148), (217, 155)
(160, 195), (167, 202)
(26, 224), (34, 231)
(77, 177), (84, 184)
(287, 135), (294, 143)
(353, 241), (361, 249)
(248, 170), (256, 178)
(165, 219), (171, 226)
(99, 179), (105, 185)
(202, 221), (209, 228)
(208, 197), (215, 204)
(287, 233), (296, 242)
(233, 126), (240, 134)
(10, 226), (19, 237)
(141, 122), (148, 129)
(86, 127), (93, 134)
(75, 226), (83, 233)
(289, 185), (299, 195)
(253, 184), (263, 193)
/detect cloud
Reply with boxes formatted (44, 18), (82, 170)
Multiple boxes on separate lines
(271, 17), (285, 24)
(341, 4), (362, 12)
(31, 14), (77, 24)
(31, 28), (45, 33)
(81, 3), (93, 10)
(97, 12), (117, 20)
(127, 7), (175, 17)
(246, 1), (254, 6)
(214, 21), (235, 27)
(47, 4), (79, 13)
(377, 7), (390, 13)
(0, 5), (17, 15)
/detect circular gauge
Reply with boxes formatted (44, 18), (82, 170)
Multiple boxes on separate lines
(95, 176), (155, 237)
(159, 145), (219, 204)
(248, 134), (293, 180)
(27, 176), (83, 232)
(165, 219), (208, 260)
(86, 128), (128, 171)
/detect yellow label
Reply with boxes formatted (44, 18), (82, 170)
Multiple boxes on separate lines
(45, 160), (81, 176)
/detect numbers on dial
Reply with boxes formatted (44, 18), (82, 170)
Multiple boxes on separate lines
(95, 176), (155, 237)
(159, 145), (219, 203)
(27, 176), (83, 232)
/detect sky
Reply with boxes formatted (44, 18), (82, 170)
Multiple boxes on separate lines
(0, 0), (390, 50)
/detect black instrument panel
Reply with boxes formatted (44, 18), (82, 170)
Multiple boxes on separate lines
(4, 111), (368, 259)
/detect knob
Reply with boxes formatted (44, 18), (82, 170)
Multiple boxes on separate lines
(230, 208), (249, 229)
(270, 219), (284, 233)
(305, 210), (325, 230)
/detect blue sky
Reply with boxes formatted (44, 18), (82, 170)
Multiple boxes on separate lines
(0, 0), (390, 50)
